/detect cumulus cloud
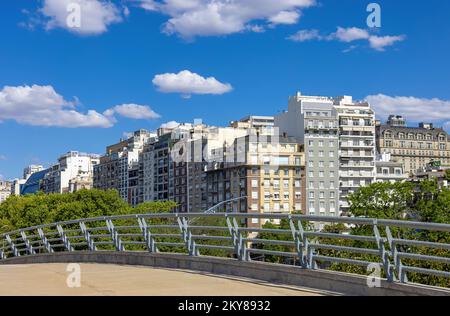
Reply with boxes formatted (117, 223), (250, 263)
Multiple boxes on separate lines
(160, 121), (180, 129)
(287, 29), (321, 42)
(139, 0), (316, 38)
(0, 85), (113, 128)
(39, 0), (124, 35)
(104, 104), (161, 120)
(153, 70), (232, 97)
(288, 26), (405, 51)
(0, 85), (160, 128)
(365, 94), (450, 124)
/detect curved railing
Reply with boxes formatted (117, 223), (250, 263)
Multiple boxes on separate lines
(1, 213), (449, 288)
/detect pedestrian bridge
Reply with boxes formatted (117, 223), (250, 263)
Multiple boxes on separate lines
(1, 213), (449, 296)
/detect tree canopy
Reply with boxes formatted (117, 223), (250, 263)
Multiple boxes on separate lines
(0, 189), (177, 233)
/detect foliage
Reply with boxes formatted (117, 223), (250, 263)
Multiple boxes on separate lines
(0, 189), (177, 233)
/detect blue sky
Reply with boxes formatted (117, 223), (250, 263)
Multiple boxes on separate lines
(1, 0), (450, 179)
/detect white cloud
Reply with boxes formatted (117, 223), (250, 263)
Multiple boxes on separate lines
(139, 0), (316, 38)
(368, 35), (406, 51)
(288, 26), (405, 51)
(288, 29), (321, 42)
(153, 70), (232, 96)
(365, 94), (450, 123)
(0, 155), (6, 161)
(160, 121), (180, 129)
(40, 0), (124, 35)
(269, 11), (301, 25)
(104, 104), (161, 120)
(0, 85), (113, 128)
(0, 85), (160, 128)
(332, 27), (369, 42)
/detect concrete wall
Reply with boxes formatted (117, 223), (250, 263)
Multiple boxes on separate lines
(1, 252), (449, 296)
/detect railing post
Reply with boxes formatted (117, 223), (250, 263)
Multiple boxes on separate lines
(385, 226), (406, 283)
(289, 216), (306, 267)
(6, 235), (20, 257)
(177, 216), (198, 256)
(106, 219), (124, 252)
(138, 218), (158, 253)
(298, 220), (311, 269)
(226, 215), (246, 261)
(21, 231), (35, 255)
(79, 222), (96, 252)
(373, 221), (393, 282)
(37, 228), (53, 254)
(57, 225), (73, 252)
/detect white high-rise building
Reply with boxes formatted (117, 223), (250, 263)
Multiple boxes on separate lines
(0, 180), (11, 203)
(275, 92), (376, 216)
(333, 96), (376, 213)
(42, 151), (100, 194)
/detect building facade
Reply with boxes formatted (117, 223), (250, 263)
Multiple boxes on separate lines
(0, 180), (11, 203)
(205, 134), (305, 227)
(376, 116), (450, 176)
(42, 151), (100, 194)
(275, 92), (340, 216)
(334, 96), (376, 213)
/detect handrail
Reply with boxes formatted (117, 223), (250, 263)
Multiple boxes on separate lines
(1, 212), (449, 288)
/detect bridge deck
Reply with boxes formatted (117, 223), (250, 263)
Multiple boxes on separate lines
(0, 263), (326, 296)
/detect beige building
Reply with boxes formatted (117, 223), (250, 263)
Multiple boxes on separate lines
(206, 134), (305, 227)
(376, 116), (450, 176)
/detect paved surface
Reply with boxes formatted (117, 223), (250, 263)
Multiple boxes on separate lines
(0, 263), (326, 296)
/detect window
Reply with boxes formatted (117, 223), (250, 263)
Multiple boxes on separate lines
(283, 203), (290, 210)
(309, 192), (315, 199)
(295, 180), (301, 188)
(264, 203), (270, 211)
(251, 204), (258, 211)
(329, 161), (335, 168)
(309, 181), (315, 189)
(274, 203), (280, 211)
(329, 151), (335, 158)
(283, 180), (289, 188)
(251, 180), (258, 188)
(320, 191), (325, 199)
(284, 192), (289, 200)
(308, 161), (314, 168)
(319, 141), (324, 147)
(319, 171), (324, 177)
(319, 151), (324, 157)
(309, 201), (315, 212)
(330, 191), (335, 199)
(251, 191), (258, 199)
(264, 180), (270, 187)
(309, 171), (314, 177)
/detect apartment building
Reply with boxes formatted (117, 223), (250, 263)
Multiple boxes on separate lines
(41, 151), (100, 194)
(375, 154), (408, 183)
(206, 133), (305, 227)
(376, 115), (450, 176)
(0, 180), (11, 203)
(94, 130), (155, 206)
(275, 92), (340, 216)
(334, 96), (376, 212)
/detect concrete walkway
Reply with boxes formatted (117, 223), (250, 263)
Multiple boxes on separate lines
(0, 263), (326, 296)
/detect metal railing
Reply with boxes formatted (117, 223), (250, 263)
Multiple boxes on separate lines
(1, 213), (449, 288)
